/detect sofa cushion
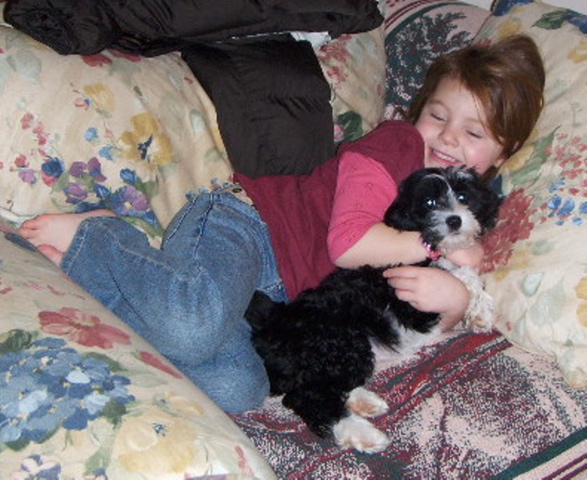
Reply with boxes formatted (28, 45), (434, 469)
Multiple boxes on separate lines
(383, 0), (490, 119)
(0, 219), (277, 478)
(319, 17), (387, 142)
(0, 0), (387, 235)
(0, 20), (234, 240)
(478, 0), (587, 388)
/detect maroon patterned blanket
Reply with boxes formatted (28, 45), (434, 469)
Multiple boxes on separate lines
(232, 331), (587, 479)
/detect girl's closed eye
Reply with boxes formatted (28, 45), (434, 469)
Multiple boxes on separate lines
(464, 121), (488, 139)
(424, 104), (447, 123)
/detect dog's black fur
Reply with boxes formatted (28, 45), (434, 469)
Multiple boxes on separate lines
(245, 167), (501, 439)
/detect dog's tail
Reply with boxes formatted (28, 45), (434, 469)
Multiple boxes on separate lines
(245, 290), (279, 330)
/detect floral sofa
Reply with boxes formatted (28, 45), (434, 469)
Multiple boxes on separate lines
(1, 0), (586, 478)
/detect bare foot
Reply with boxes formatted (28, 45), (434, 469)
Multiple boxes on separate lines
(18, 209), (116, 254)
(37, 244), (65, 266)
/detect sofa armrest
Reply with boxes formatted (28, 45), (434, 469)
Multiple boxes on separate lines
(0, 220), (276, 478)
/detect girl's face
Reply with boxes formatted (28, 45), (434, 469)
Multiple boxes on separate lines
(414, 76), (507, 175)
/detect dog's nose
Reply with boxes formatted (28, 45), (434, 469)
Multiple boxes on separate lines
(446, 215), (462, 231)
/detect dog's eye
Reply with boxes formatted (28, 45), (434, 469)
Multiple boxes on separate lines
(425, 198), (437, 208)
(457, 193), (468, 204)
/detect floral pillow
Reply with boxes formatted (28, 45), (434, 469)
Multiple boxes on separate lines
(477, 0), (587, 388)
(319, 20), (387, 143)
(0, 219), (277, 479)
(0, 9), (388, 237)
(0, 23), (232, 242)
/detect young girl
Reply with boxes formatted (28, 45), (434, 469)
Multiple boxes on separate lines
(18, 34), (545, 413)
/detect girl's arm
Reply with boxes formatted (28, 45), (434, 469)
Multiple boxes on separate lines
(384, 265), (469, 332)
(327, 150), (480, 330)
(328, 151), (429, 268)
(328, 150), (484, 270)
(335, 224), (426, 268)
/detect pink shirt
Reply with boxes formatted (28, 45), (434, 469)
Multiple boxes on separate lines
(236, 120), (424, 299)
(328, 153), (396, 261)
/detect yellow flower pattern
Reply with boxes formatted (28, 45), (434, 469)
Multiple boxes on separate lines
(496, 18), (523, 38)
(113, 407), (201, 474)
(120, 113), (174, 166)
(575, 277), (587, 327)
(83, 83), (116, 113)
(569, 38), (587, 63)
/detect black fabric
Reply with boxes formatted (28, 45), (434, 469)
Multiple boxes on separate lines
(4, 0), (382, 176)
(4, 0), (383, 56)
(182, 36), (334, 177)
(3, 0), (122, 55)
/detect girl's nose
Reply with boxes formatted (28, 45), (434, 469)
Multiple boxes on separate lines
(439, 125), (458, 146)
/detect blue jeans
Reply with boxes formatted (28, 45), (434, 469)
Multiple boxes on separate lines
(60, 193), (287, 412)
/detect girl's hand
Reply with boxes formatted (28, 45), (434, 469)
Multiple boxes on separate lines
(383, 265), (469, 332)
(444, 241), (484, 271)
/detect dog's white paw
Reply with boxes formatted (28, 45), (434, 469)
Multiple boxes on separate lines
(346, 387), (388, 418)
(332, 414), (390, 453)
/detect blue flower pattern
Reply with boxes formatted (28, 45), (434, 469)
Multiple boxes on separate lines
(546, 179), (587, 226)
(493, 0), (533, 16)
(13, 454), (62, 480)
(0, 335), (134, 449)
(40, 157), (65, 182)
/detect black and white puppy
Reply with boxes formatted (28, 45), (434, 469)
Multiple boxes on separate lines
(245, 166), (501, 453)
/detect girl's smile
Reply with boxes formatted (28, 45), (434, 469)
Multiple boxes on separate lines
(415, 76), (506, 175)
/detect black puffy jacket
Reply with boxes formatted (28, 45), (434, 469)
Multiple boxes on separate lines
(4, 0), (382, 56)
(4, 0), (382, 176)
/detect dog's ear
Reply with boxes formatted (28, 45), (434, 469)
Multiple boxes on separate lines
(478, 187), (502, 232)
(464, 168), (502, 232)
(245, 291), (280, 331)
(383, 168), (430, 231)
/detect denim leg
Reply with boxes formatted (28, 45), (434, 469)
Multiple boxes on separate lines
(60, 193), (286, 412)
